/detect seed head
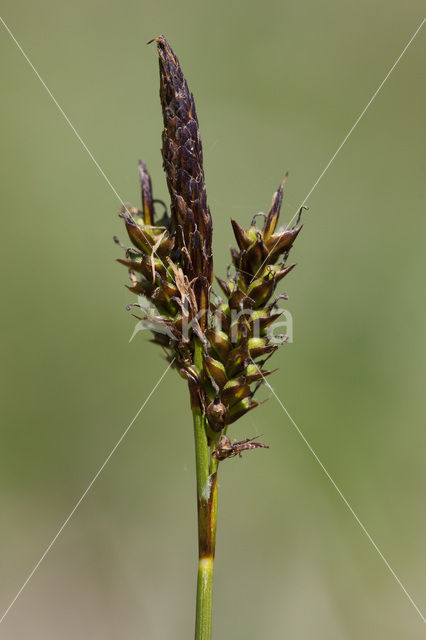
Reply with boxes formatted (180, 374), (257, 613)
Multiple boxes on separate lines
(116, 36), (305, 456)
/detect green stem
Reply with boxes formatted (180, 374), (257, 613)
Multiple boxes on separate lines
(192, 340), (219, 640)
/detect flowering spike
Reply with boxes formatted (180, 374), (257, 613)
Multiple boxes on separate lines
(116, 35), (305, 639)
(116, 38), (303, 445)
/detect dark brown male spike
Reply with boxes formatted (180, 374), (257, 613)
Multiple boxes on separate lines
(150, 35), (213, 330)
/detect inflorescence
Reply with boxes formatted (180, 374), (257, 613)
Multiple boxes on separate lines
(115, 35), (304, 456)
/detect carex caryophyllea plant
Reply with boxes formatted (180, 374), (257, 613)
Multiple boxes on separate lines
(115, 35), (304, 640)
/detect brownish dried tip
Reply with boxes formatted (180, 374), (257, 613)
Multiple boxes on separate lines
(263, 174), (288, 240)
(138, 160), (154, 226)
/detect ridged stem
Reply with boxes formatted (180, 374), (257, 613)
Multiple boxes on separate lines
(192, 340), (218, 640)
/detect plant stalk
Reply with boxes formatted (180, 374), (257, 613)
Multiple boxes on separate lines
(192, 340), (218, 640)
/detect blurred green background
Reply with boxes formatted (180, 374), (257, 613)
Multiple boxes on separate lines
(1, 1), (425, 638)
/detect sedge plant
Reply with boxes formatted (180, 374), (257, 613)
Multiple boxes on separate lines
(115, 35), (304, 640)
